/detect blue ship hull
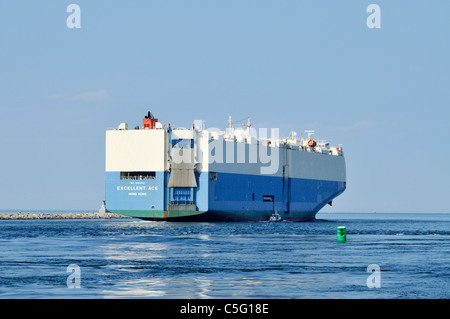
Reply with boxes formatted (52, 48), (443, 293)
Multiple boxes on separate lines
(106, 171), (346, 221)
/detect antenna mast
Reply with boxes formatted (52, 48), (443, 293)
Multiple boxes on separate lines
(228, 116), (251, 129)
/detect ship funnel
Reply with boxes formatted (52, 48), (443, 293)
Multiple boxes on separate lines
(143, 111), (158, 129)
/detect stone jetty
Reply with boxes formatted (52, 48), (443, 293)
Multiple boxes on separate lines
(0, 212), (133, 220)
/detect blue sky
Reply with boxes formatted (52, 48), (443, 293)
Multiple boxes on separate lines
(0, 1), (449, 212)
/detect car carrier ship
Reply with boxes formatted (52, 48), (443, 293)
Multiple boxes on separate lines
(105, 112), (346, 221)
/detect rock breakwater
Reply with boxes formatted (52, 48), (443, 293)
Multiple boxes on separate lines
(0, 212), (133, 220)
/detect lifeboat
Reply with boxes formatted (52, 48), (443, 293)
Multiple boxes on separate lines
(308, 139), (317, 147)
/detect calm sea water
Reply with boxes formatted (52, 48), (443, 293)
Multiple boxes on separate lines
(0, 212), (449, 299)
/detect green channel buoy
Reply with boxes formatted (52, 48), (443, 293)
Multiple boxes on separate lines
(337, 226), (346, 242)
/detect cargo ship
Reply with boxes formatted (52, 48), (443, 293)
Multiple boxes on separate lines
(105, 112), (346, 221)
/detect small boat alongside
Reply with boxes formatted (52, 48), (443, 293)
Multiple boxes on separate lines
(269, 212), (283, 222)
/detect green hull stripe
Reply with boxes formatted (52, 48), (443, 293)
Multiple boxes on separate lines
(110, 210), (206, 219)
